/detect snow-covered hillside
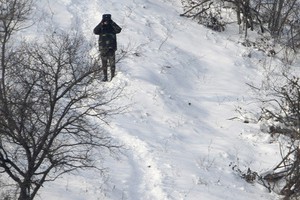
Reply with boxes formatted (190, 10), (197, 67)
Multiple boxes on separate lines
(30, 0), (281, 199)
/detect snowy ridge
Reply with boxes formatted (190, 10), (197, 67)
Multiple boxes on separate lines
(31, 0), (281, 199)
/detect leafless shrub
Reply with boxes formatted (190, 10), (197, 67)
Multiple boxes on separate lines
(180, 0), (226, 32)
(180, 0), (300, 53)
(245, 70), (300, 199)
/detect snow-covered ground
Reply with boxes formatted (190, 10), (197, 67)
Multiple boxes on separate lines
(26, 0), (283, 199)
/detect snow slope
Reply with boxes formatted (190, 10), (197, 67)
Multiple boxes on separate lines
(30, 0), (281, 199)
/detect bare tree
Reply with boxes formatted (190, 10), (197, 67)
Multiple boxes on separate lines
(0, 0), (122, 200)
(1, 30), (122, 200)
(0, 0), (34, 101)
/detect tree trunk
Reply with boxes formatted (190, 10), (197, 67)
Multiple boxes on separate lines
(269, 0), (284, 36)
(18, 182), (31, 200)
(236, 0), (241, 25)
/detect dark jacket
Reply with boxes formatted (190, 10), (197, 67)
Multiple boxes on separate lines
(93, 20), (122, 52)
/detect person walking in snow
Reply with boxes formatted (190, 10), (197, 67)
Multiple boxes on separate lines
(94, 14), (122, 81)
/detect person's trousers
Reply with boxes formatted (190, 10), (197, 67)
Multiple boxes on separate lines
(101, 53), (116, 81)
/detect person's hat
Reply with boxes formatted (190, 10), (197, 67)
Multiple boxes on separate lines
(102, 14), (111, 20)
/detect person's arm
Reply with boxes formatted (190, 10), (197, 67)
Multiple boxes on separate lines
(93, 22), (103, 35)
(111, 21), (122, 34)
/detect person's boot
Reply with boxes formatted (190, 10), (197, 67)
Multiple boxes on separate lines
(102, 76), (108, 82)
(102, 69), (108, 82)
(111, 66), (115, 80)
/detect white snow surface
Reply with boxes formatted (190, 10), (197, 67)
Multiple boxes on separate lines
(25, 0), (283, 199)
